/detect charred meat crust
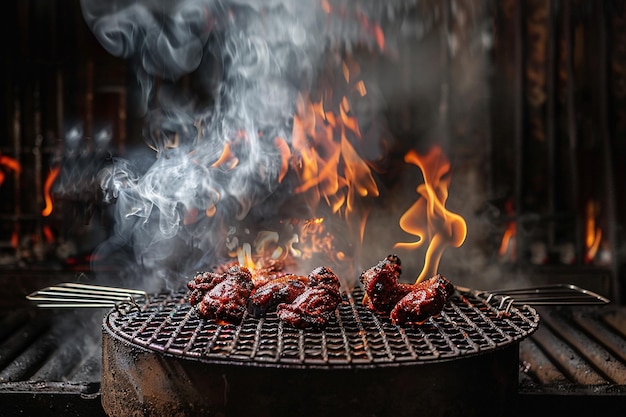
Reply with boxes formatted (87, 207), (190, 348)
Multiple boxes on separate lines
(359, 254), (411, 314)
(360, 255), (455, 325)
(390, 274), (454, 325)
(187, 264), (341, 329)
(187, 265), (254, 324)
(247, 274), (309, 318)
(276, 266), (342, 330)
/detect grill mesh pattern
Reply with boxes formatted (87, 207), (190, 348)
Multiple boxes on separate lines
(105, 287), (539, 368)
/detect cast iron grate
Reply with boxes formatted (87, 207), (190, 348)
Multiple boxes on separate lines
(105, 287), (540, 368)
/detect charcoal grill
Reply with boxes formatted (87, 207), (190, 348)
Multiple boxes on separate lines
(101, 286), (539, 417)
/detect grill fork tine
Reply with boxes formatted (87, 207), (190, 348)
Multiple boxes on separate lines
(27, 283), (150, 314)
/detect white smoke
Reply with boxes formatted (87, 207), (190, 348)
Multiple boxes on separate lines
(78, 0), (429, 288)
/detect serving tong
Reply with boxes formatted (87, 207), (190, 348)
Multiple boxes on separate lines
(26, 282), (149, 315)
(456, 283), (611, 313)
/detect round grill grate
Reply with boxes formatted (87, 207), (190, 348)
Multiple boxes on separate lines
(104, 287), (540, 368)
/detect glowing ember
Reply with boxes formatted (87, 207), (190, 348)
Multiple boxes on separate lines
(10, 226), (19, 249)
(223, 214), (354, 284)
(584, 200), (602, 263)
(228, 229), (298, 280)
(41, 166), (61, 217)
(42, 225), (55, 243)
(393, 147), (467, 284)
(299, 217), (340, 261)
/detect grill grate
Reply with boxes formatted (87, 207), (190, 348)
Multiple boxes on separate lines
(106, 287), (540, 368)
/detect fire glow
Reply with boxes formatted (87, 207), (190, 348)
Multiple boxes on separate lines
(224, 140), (469, 285)
(498, 200), (516, 258)
(41, 166), (60, 217)
(76, 0), (470, 284)
(222, 60), (468, 283)
(226, 217), (342, 282)
(291, 61), (378, 220)
(585, 200), (602, 263)
(394, 147), (468, 284)
(0, 154), (21, 188)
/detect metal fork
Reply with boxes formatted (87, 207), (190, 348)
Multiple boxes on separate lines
(26, 282), (150, 315)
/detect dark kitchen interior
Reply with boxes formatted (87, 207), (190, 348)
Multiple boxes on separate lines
(1, 0), (626, 416)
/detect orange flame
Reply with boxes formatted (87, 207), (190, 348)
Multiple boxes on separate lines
(226, 215), (347, 280)
(584, 200), (602, 263)
(355, 9), (385, 52)
(211, 143), (239, 169)
(291, 86), (378, 218)
(230, 229), (298, 280)
(274, 137), (291, 183)
(42, 166), (61, 217)
(299, 217), (338, 260)
(498, 200), (516, 258)
(235, 242), (257, 272)
(205, 204), (217, 218)
(393, 147), (467, 284)
(498, 222), (517, 257)
(0, 155), (21, 188)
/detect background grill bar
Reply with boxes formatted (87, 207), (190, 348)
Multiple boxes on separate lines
(520, 305), (626, 392)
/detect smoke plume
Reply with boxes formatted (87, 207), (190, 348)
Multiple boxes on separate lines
(78, 0), (425, 289)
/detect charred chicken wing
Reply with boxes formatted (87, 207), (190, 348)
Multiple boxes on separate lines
(359, 254), (413, 314)
(360, 255), (455, 325)
(277, 266), (341, 329)
(247, 274), (309, 318)
(389, 274), (453, 325)
(187, 265), (254, 324)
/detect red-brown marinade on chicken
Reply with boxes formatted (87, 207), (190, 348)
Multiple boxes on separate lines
(389, 274), (455, 325)
(187, 265), (255, 324)
(360, 255), (455, 326)
(277, 266), (342, 330)
(359, 254), (413, 314)
(247, 274), (309, 318)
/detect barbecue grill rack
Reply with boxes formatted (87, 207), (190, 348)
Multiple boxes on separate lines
(102, 286), (540, 368)
(32, 282), (614, 368)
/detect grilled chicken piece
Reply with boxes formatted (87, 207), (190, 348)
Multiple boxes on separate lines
(277, 266), (341, 329)
(187, 270), (222, 305)
(417, 274), (455, 299)
(390, 274), (454, 325)
(250, 259), (292, 286)
(247, 274), (309, 318)
(188, 265), (255, 324)
(360, 255), (455, 325)
(359, 254), (413, 314)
